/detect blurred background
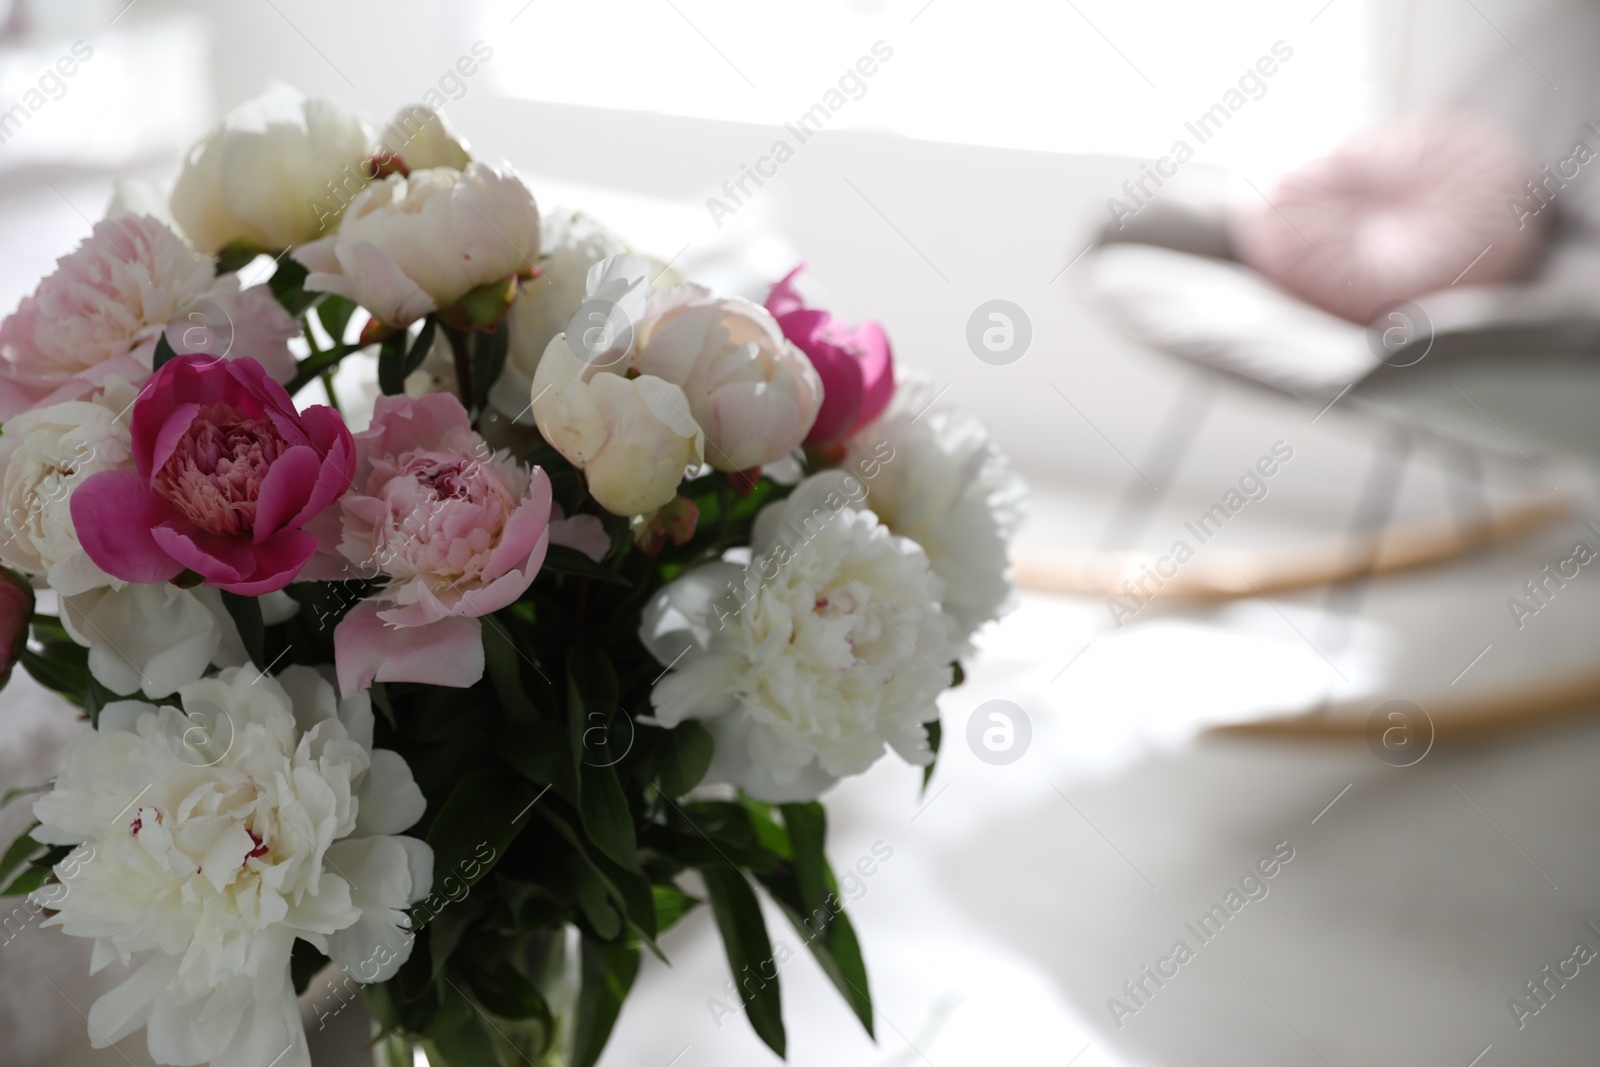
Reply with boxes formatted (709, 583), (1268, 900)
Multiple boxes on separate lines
(3, 0), (1600, 1064)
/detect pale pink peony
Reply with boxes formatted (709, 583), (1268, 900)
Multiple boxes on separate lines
(0, 215), (297, 418)
(304, 393), (553, 694)
(294, 162), (541, 329)
(70, 355), (355, 595)
(635, 285), (822, 472)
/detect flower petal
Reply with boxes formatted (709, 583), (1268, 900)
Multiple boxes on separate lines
(86, 954), (177, 1048)
(253, 444), (322, 541)
(70, 470), (184, 586)
(356, 749), (427, 836)
(334, 600), (484, 696)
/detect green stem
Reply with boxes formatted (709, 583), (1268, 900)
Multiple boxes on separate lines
(443, 324), (474, 410)
(319, 370), (342, 412)
(715, 479), (732, 543)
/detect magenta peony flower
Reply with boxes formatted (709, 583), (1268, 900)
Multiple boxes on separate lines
(70, 355), (355, 595)
(0, 214), (298, 419)
(0, 567), (32, 688)
(765, 264), (894, 447)
(301, 392), (553, 695)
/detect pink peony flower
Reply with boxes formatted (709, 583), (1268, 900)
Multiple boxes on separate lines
(303, 392), (553, 695)
(0, 566), (32, 688)
(70, 355), (355, 595)
(766, 264), (894, 447)
(549, 502), (610, 562)
(0, 215), (298, 419)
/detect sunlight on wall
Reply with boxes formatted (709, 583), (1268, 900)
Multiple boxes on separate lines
(484, 0), (1376, 178)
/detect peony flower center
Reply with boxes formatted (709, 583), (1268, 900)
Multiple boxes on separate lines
(411, 457), (476, 500)
(372, 451), (516, 583)
(153, 402), (288, 537)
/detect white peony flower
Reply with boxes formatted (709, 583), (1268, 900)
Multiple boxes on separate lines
(531, 255), (704, 516)
(639, 471), (957, 801)
(846, 382), (1026, 647)
(635, 286), (822, 472)
(107, 176), (177, 230)
(489, 209), (628, 423)
(170, 85), (373, 254)
(60, 584), (298, 699)
(33, 665), (431, 1067)
(376, 105), (471, 172)
(0, 380), (137, 596)
(294, 162), (541, 329)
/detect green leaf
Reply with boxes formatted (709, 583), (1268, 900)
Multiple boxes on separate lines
(743, 799), (792, 860)
(565, 649), (636, 869)
(570, 936), (640, 1067)
(370, 682), (397, 729)
(406, 316), (439, 379)
(0, 866), (48, 897)
(780, 803), (829, 933)
(656, 721), (714, 797)
(16, 646), (87, 706)
(922, 719), (942, 792)
(428, 894), (485, 983)
(424, 770), (535, 904)
(537, 809), (659, 955)
(579, 764), (635, 870)
(0, 825), (41, 887)
(539, 544), (627, 586)
(268, 255), (315, 317)
(26, 613), (72, 648)
(214, 241), (264, 274)
(361, 980), (403, 1038)
(701, 865), (786, 1058)
(314, 294), (360, 346)
(83, 675), (123, 729)
(219, 591), (266, 669)
(150, 332), (180, 372)
(291, 940), (331, 996)
(0, 840), (66, 898)
(471, 322), (511, 416)
(570, 855), (623, 939)
(428, 1001), (504, 1067)
(590, 850), (657, 943)
(377, 332), (410, 396)
(482, 620), (538, 722)
(0, 782), (50, 812)
(460, 954), (552, 1027)
(796, 895), (873, 1037)
(752, 817), (876, 1039)
(653, 883), (700, 934)
(500, 720), (577, 802)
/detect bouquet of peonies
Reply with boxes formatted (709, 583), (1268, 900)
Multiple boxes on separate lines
(0, 86), (1024, 1067)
